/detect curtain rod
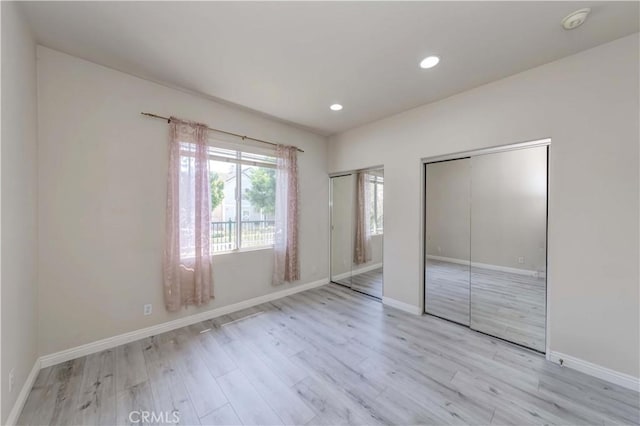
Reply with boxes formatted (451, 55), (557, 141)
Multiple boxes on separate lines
(140, 112), (304, 153)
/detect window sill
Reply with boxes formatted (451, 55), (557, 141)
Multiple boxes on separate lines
(180, 246), (274, 262)
(212, 245), (274, 256)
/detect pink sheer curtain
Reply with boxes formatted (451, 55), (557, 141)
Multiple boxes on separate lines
(164, 117), (213, 311)
(273, 145), (300, 285)
(354, 172), (372, 265)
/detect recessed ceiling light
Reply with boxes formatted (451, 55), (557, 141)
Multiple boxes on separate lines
(420, 56), (440, 69)
(330, 104), (343, 111)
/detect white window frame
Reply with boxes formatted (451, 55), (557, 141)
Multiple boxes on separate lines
(370, 175), (383, 235)
(207, 145), (277, 254)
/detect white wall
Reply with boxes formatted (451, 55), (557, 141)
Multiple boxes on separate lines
(0, 2), (39, 422)
(329, 34), (639, 378)
(37, 47), (329, 356)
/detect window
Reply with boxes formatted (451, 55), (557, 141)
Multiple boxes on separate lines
(208, 146), (276, 252)
(369, 174), (383, 235)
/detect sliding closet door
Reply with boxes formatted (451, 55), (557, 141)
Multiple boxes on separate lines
(470, 146), (547, 351)
(425, 159), (471, 325)
(330, 175), (354, 287)
(351, 169), (384, 299)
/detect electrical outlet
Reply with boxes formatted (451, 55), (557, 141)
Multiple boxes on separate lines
(437, 246), (442, 253)
(144, 304), (152, 316)
(517, 256), (525, 264)
(9, 368), (15, 393)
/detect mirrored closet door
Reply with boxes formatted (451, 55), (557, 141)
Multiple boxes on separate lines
(330, 174), (354, 289)
(330, 169), (384, 299)
(425, 158), (471, 325)
(470, 146), (547, 351)
(424, 142), (548, 352)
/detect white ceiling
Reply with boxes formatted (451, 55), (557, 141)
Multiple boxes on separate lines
(21, 1), (639, 136)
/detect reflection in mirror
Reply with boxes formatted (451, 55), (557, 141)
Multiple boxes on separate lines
(425, 159), (471, 325)
(351, 169), (384, 299)
(470, 146), (547, 351)
(330, 175), (354, 288)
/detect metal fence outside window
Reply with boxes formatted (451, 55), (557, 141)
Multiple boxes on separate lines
(211, 220), (275, 251)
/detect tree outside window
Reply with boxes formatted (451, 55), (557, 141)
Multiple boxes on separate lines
(245, 168), (275, 217)
(210, 172), (225, 211)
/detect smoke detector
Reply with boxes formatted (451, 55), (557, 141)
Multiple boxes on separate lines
(561, 8), (591, 30)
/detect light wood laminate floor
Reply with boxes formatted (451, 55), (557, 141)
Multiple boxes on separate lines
(425, 259), (546, 351)
(18, 284), (638, 426)
(335, 267), (383, 299)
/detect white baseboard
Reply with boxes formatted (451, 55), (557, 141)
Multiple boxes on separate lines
(332, 262), (383, 282)
(382, 296), (422, 315)
(332, 271), (351, 281)
(5, 357), (41, 426)
(426, 255), (544, 277)
(353, 262), (383, 275)
(40, 278), (328, 368)
(548, 351), (640, 391)
(426, 255), (469, 267)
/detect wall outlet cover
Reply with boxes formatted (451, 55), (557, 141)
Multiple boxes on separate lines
(144, 304), (152, 316)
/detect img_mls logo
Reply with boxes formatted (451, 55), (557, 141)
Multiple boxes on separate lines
(128, 410), (180, 424)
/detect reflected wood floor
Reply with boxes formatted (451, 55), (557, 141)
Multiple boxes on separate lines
(335, 267), (383, 299)
(425, 259), (546, 351)
(425, 260), (471, 325)
(18, 284), (639, 425)
(471, 265), (546, 352)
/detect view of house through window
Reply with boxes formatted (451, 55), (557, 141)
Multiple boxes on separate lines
(369, 174), (383, 235)
(208, 147), (276, 252)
